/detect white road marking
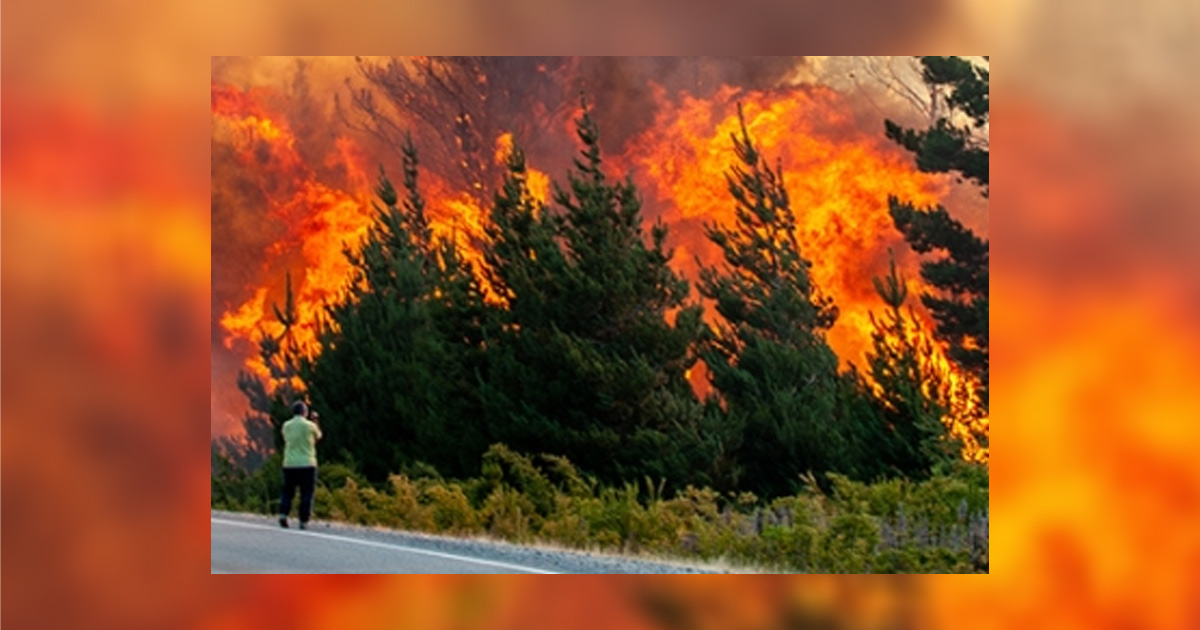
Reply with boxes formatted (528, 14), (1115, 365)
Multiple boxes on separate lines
(211, 517), (560, 574)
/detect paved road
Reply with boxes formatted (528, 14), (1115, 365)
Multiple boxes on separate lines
(212, 512), (723, 573)
(211, 517), (558, 574)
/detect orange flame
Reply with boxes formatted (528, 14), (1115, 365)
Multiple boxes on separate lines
(625, 84), (987, 459)
(494, 131), (552, 204)
(213, 80), (987, 459)
(214, 84), (506, 385)
(213, 84), (374, 385)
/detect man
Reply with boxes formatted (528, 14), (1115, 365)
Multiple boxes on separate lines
(279, 401), (322, 530)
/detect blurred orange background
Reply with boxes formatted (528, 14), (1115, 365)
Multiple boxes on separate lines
(4, 2), (1200, 629)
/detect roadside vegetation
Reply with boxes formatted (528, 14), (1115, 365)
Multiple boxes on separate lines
(213, 444), (987, 573)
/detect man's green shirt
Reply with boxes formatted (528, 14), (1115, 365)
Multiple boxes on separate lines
(281, 416), (322, 468)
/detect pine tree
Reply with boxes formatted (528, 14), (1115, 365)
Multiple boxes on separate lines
(865, 251), (960, 477)
(420, 209), (491, 477)
(885, 56), (989, 409)
(482, 143), (569, 326)
(480, 98), (713, 489)
(698, 105), (868, 497)
(301, 133), (488, 481)
(222, 268), (309, 475)
(885, 56), (988, 196)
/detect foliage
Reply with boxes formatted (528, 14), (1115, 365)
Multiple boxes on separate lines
(697, 104), (889, 495)
(213, 444), (988, 573)
(885, 56), (989, 410)
(864, 251), (962, 476)
(211, 447), (282, 514)
(884, 56), (988, 195)
(213, 271), (309, 473)
(300, 133), (490, 482)
(479, 99), (714, 491)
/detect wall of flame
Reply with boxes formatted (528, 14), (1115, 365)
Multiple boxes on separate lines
(210, 64), (987, 456)
(3, 7), (1200, 630)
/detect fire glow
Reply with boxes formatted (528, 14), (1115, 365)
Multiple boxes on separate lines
(213, 83), (373, 380)
(213, 75), (987, 460)
(624, 85), (987, 459)
(214, 83), (501, 378)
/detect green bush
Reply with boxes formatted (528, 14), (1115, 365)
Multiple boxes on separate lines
(330, 478), (371, 524)
(482, 444), (557, 517)
(813, 512), (880, 573)
(540, 496), (593, 549)
(482, 485), (537, 542)
(758, 525), (817, 571)
(425, 483), (480, 534)
(213, 445), (988, 573)
(319, 463), (365, 492)
(312, 486), (334, 519)
(388, 474), (432, 530)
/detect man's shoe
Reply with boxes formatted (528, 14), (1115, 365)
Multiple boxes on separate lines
(279, 516), (289, 529)
(298, 521), (308, 530)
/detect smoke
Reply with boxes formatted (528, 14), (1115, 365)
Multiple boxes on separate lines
(337, 56), (814, 194)
(210, 56), (971, 442)
(211, 59), (365, 437)
(569, 57), (808, 150)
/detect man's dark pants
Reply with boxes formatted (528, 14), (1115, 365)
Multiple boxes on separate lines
(280, 466), (317, 523)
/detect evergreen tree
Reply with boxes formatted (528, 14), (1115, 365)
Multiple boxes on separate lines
(699, 105), (870, 497)
(420, 214), (491, 476)
(480, 98), (714, 489)
(885, 56), (989, 408)
(885, 56), (988, 196)
(301, 134), (488, 481)
(223, 271), (307, 472)
(865, 251), (960, 477)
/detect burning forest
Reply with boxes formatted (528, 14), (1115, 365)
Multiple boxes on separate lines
(212, 56), (989, 487)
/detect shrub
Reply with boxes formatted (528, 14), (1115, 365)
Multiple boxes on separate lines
(541, 454), (594, 499)
(482, 444), (556, 517)
(387, 474), (432, 530)
(758, 524), (817, 571)
(813, 512), (881, 572)
(482, 485), (537, 542)
(425, 483), (480, 534)
(540, 502), (592, 549)
(213, 444), (988, 573)
(312, 486), (333, 519)
(326, 477), (372, 524)
(319, 463), (365, 492)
